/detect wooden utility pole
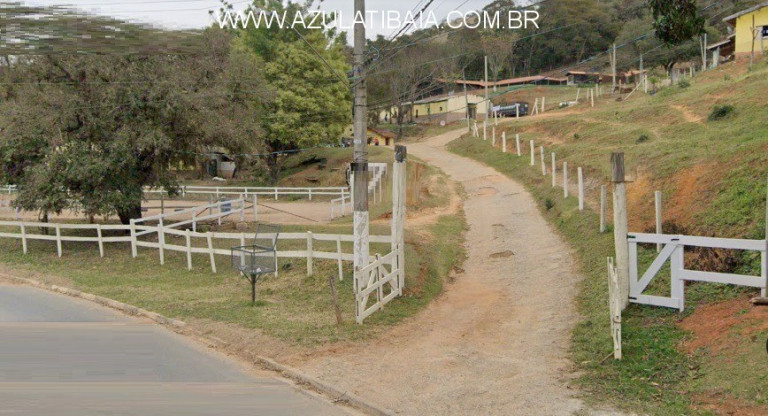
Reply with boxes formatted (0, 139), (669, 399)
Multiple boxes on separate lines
(611, 153), (630, 310)
(352, 0), (369, 274)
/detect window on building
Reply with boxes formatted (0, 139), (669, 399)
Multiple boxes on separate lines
(762, 26), (768, 39)
(439, 106), (443, 112)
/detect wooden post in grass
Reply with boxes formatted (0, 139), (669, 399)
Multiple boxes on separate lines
(578, 167), (584, 210)
(611, 152), (630, 310)
(530, 140), (535, 166)
(158, 217), (165, 265)
(20, 222), (27, 254)
(130, 219), (137, 258)
(97, 224), (104, 258)
(516, 134), (521, 156)
(483, 120), (487, 141)
(590, 88), (595, 107)
(253, 194), (258, 222)
(306, 231), (314, 276)
(540, 146), (546, 175)
(186, 230), (193, 271)
(563, 162), (569, 198)
(55, 224), (62, 257)
(607, 257), (622, 360)
(207, 231), (216, 273)
(337, 235), (344, 281)
(541, 96), (546, 113)
(600, 185), (607, 233)
(551, 153), (556, 187)
(655, 190), (662, 252)
(492, 126), (496, 146)
(502, 132), (507, 153)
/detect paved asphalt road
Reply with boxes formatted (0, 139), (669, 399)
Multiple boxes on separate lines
(0, 284), (349, 416)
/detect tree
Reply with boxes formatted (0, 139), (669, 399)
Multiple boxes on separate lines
(649, 0), (705, 46)
(0, 12), (267, 223)
(236, 0), (352, 183)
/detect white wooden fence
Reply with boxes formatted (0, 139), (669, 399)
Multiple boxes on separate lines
(0, 185), (16, 195)
(354, 246), (403, 323)
(0, 218), (391, 280)
(133, 197), (251, 233)
(628, 233), (767, 311)
(144, 185), (347, 201)
(330, 163), (388, 219)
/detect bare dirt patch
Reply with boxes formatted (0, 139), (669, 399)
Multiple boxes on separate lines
(679, 296), (768, 355)
(693, 392), (768, 416)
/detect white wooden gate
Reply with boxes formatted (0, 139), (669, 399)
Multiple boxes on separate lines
(628, 233), (767, 311)
(354, 246), (404, 324)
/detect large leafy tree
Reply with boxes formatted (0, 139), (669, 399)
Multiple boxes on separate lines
(649, 0), (705, 46)
(236, 0), (352, 183)
(0, 8), (267, 223)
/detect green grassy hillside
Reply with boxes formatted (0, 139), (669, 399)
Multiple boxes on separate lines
(449, 57), (768, 415)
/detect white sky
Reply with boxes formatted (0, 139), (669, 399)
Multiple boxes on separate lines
(27, 0), (492, 39)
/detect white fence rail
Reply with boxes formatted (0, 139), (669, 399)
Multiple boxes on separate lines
(0, 185), (17, 195)
(331, 163), (388, 219)
(0, 218), (391, 279)
(144, 185), (347, 201)
(133, 197), (251, 233)
(628, 233), (767, 311)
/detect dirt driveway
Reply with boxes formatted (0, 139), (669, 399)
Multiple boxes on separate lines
(290, 129), (619, 415)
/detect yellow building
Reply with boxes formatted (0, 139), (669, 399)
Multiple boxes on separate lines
(724, 2), (768, 55)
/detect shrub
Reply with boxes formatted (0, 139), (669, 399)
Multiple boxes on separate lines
(708, 104), (735, 121)
(636, 134), (650, 144)
(678, 79), (690, 88)
(544, 198), (555, 211)
(573, 133), (580, 140)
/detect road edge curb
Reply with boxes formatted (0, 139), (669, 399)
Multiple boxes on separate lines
(0, 273), (395, 416)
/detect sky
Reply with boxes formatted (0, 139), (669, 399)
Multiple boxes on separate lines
(27, 0), (492, 39)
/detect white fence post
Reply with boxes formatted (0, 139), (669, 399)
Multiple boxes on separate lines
(337, 235), (344, 281)
(207, 231), (216, 273)
(483, 120), (487, 141)
(541, 96), (546, 113)
(540, 146), (546, 175)
(607, 257), (622, 360)
(130, 219), (137, 258)
(551, 153), (556, 187)
(600, 185), (607, 233)
(655, 190), (662, 252)
(563, 162), (569, 198)
(55, 224), (62, 257)
(502, 132), (507, 153)
(492, 126), (496, 146)
(530, 140), (535, 166)
(97, 224), (104, 258)
(158, 217), (165, 265)
(239, 195), (245, 222)
(253, 194), (258, 222)
(516, 134), (521, 156)
(18, 222), (27, 254)
(578, 167), (584, 210)
(306, 231), (314, 276)
(186, 230), (193, 271)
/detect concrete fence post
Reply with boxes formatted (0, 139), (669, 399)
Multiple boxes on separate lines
(97, 224), (104, 258)
(540, 146), (546, 176)
(492, 127), (496, 146)
(600, 185), (607, 233)
(483, 120), (487, 141)
(307, 231), (314, 276)
(563, 162), (569, 198)
(611, 152), (630, 310)
(55, 224), (62, 258)
(502, 132), (507, 153)
(530, 140), (535, 166)
(20, 222), (27, 254)
(516, 134), (521, 156)
(130, 219), (137, 258)
(158, 217), (165, 265)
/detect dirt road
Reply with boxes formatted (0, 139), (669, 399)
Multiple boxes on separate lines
(293, 129), (616, 414)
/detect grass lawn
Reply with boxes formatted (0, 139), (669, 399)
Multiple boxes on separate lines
(0, 148), (466, 346)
